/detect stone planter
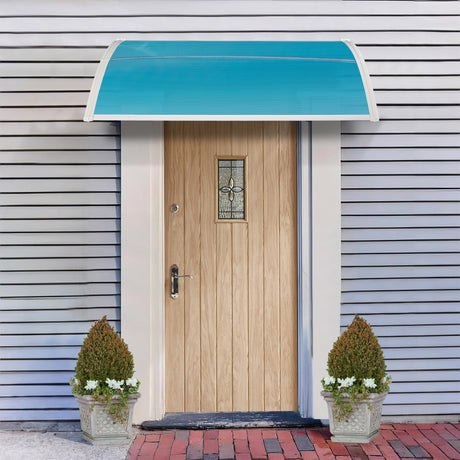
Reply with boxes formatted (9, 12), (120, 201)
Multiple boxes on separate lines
(322, 391), (387, 443)
(75, 393), (140, 445)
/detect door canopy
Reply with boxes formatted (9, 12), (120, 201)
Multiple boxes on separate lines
(84, 40), (378, 122)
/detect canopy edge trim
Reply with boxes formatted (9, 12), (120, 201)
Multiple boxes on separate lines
(84, 39), (123, 122)
(342, 39), (379, 122)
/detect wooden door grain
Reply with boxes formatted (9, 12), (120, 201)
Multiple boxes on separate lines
(165, 121), (297, 412)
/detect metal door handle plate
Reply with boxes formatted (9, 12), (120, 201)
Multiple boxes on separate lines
(170, 264), (193, 299)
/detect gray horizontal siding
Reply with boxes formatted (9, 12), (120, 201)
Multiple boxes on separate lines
(340, 0), (460, 419)
(1, 0), (459, 421)
(0, 14), (119, 420)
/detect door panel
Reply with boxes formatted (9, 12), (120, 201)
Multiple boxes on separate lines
(164, 122), (185, 411)
(165, 121), (297, 412)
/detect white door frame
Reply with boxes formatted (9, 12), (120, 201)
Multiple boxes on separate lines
(120, 121), (341, 424)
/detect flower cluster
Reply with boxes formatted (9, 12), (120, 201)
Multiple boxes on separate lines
(84, 380), (98, 391)
(71, 375), (140, 396)
(363, 378), (377, 389)
(338, 376), (356, 388)
(322, 375), (386, 392)
(126, 377), (139, 387)
(106, 378), (124, 391)
(99, 377), (139, 391)
(323, 374), (336, 386)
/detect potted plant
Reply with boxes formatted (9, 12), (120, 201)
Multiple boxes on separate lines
(321, 315), (390, 443)
(70, 316), (140, 445)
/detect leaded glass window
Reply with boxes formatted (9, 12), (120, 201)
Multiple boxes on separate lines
(217, 158), (246, 220)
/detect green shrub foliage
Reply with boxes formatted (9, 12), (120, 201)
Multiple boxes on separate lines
(327, 315), (386, 383)
(75, 316), (134, 384)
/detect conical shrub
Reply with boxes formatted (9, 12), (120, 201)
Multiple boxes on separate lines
(75, 316), (134, 384)
(327, 315), (386, 385)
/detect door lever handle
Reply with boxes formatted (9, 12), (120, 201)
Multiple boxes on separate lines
(170, 264), (193, 299)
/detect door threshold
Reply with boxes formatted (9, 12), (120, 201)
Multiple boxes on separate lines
(141, 412), (321, 430)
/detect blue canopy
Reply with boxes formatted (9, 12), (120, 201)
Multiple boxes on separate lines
(84, 40), (378, 121)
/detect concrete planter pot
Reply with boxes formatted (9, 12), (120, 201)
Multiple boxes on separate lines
(75, 393), (140, 445)
(322, 391), (388, 443)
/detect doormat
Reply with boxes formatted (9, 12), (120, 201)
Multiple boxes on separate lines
(141, 412), (321, 430)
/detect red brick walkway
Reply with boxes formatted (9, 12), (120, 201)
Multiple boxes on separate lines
(128, 423), (460, 459)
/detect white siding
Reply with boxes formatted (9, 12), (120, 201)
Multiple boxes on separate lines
(1, 0), (458, 421)
(339, 2), (460, 419)
(0, 21), (120, 420)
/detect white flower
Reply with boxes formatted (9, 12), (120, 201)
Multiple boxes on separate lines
(106, 378), (124, 390)
(126, 377), (138, 387)
(323, 374), (336, 385)
(363, 378), (377, 389)
(84, 380), (98, 391)
(338, 376), (356, 389)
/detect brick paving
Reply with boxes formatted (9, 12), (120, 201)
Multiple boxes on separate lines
(128, 423), (460, 459)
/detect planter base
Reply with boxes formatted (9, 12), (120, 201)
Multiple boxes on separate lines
(322, 391), (388, 444)
(330, 431), (379, 444)
(75, 393), (140, 445)
(81, 431), (133, 446)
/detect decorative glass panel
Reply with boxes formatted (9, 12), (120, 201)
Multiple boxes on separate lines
(218, 158), (245, 220)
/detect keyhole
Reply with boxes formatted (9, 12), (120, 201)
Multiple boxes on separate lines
(170, 203), (179, 213)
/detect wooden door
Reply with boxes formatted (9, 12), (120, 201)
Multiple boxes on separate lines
(165, 122), (297, 412)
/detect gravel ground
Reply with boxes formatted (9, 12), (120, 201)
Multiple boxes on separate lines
(0, 424), (138, 460)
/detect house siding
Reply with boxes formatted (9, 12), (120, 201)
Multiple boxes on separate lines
(1, 43), (121, 419)
(0, 0), (458, 421)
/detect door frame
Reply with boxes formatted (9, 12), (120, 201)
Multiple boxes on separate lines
(120, 121), (341, 424)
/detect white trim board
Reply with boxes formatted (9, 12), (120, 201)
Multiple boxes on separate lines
(120, 121), (165, 422)
(310, 121), (341, 419)
(4, 1), (459, 16)
(93, 114), (372, 122)
(120, 120), (340, 422)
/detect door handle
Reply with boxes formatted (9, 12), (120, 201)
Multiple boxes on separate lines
(170, 264), (193, 299)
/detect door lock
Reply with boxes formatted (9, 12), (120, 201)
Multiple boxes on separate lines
(170, 264), (193, 299)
